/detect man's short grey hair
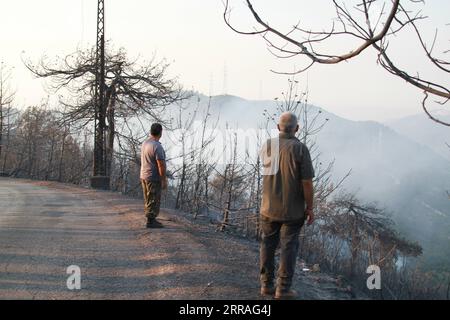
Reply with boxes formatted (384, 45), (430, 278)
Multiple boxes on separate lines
(278, 112), (298, 133)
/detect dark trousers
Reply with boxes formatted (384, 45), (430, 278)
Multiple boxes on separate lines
(141, 179), (162, 221)
(260, 215), (304, 290)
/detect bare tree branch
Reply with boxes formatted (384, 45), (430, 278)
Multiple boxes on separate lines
(224, 0), (450, 125)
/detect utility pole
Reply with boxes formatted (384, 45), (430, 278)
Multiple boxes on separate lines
(90, 0), (110, 190)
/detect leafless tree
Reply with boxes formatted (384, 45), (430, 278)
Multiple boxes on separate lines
(5, 105), (87, 183)
(0, 62), (16, 173)
(447, 277), (450, 300)
(190, 99), (219, 218)
(24, 45), (187, 177)
(210, 129), (253, 231)
(241, 127), (265, 238)
(0, 104), (18, 175)
(301, 191), (431, 298)
(169, 100), (200, 210)
(224, 0), (450, 126)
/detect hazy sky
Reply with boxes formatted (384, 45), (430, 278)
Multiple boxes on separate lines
(0, 0), (449, 121)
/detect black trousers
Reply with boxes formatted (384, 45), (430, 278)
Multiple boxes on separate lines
(260, 215), (304, 290)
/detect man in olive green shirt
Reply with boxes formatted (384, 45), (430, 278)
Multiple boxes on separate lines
(260, 111), (315, 300)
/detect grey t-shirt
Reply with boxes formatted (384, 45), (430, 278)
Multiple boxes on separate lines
(140, 136), (166, 182)
(260, 132), (315, 221)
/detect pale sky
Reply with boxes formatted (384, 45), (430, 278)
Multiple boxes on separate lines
(0, 0), (449, 121)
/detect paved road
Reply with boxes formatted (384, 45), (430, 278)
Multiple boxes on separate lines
(0, 178), (354, 300)
(0, 178), (163, 299)
(0, 178), (264, 300)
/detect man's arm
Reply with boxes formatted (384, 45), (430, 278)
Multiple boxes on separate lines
(302, 179), (314, 225)
(156, 159), (168, 190)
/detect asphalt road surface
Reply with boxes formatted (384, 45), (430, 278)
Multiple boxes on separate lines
(0, 178), (354, 300)
(0, 178), (266, 300)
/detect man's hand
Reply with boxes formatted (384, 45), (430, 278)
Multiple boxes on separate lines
(161, 177), (168, 191)
(157, 159), (167, 190)
(305, 208), (315, 226)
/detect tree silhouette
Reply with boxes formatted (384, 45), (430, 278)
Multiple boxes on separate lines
(224, 0), (449, 126)
(25, 45), (186, 176)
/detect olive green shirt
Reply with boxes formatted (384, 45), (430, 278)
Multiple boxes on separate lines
(260, 132), (315, 221)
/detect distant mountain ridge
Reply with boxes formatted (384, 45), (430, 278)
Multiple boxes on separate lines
(385, 111), (450, 161)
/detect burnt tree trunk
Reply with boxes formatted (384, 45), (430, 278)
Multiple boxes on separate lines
(350, 214), (360, 279)
(105, 84), (116, 178)
(176, 163), (187, 210)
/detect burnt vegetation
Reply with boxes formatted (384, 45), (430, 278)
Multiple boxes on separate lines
(2, 0), (449, 298)
(2, 54), (448, 298)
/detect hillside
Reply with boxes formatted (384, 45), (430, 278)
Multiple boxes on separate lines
(182, 94), (450, 271)
(385, 111), (450, 161)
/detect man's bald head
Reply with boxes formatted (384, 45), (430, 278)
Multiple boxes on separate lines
(278, 111), (299, 134)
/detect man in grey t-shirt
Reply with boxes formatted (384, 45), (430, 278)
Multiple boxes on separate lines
(140, 123), (168, 228)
